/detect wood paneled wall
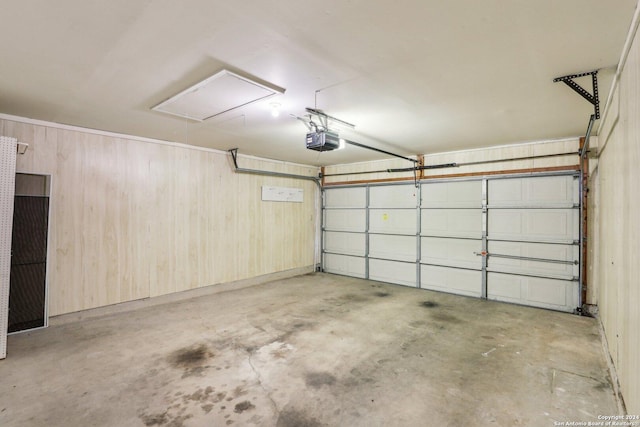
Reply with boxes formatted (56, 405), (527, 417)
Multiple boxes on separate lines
(591, 15), (640, 414)
(323, 139), (579, 185)
(422, 139), (579, 176)
(323, 158), (416, 184)
(0, 118), (319, 316)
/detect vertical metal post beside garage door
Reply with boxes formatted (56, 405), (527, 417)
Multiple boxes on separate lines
(365, 187), (370, 279)
(481, 179), (488, 299)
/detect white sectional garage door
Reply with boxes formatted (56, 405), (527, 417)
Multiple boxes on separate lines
(322, 173), (580, 313)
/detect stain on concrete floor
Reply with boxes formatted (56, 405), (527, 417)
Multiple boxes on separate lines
(276, 408), (324, 427)
(420, 300), (439, 308)
(305, 372), (337, 389)
(169, 344), (212, 368)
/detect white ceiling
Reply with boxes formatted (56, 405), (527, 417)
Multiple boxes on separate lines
(0, 1), (637, 166)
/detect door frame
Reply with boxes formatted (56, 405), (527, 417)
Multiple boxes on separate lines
(8, 172), (53, 334)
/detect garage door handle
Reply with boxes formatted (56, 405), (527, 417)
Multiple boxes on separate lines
(474, 252), (578, 265)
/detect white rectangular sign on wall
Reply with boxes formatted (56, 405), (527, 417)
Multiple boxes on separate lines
(261, 186), (303, 203)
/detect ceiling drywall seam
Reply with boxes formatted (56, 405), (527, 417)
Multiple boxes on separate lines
(596, 1), (640, 156)
(0, 112), (317, 170)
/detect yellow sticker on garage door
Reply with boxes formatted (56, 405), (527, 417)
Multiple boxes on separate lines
(382, 213), (388, 220)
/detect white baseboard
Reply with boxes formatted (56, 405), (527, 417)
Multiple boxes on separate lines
(49, 266), (315, 326)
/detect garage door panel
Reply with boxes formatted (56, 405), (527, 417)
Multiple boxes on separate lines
(421, 180), (482, 208)
(421, 209), (483, 238)
(369, 234), (416, 262)
(487, 241), (578, 279)
(487, 273), (521, 299)
(324, 209), (366, 232)
(370, 185), (417, 208)
(323, 254), (366, 278)
(324, 187), (367, 208)
(488, 176), (577, 208)
(369, 259), (416, 287)
(369, 209), (416, 235)
(487, 272), (578, 312)
(488, 209), (578, 243)
(421, 237), (482, 270)
(420, 265), (482, 297)
(324, 232), (366, 257)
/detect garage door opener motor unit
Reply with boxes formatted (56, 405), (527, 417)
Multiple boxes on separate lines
(306, 130), (340, 151)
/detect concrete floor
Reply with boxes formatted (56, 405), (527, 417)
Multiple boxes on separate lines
(0, 273), (618, 427)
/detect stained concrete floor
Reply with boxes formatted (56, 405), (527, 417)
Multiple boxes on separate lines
(0, 273), (619, 427)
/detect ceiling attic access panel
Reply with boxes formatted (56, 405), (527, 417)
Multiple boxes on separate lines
(152, 69), (285, 121)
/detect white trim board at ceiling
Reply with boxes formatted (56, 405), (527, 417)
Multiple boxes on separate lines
(0, 113), (316, 170)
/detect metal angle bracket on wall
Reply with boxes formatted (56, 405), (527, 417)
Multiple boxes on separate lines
(17, 142), (28, 155)
(227, 148), (321, 187)
(553, 70), (600, 120)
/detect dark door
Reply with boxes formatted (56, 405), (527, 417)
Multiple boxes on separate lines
(9, 188), (49, 332)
